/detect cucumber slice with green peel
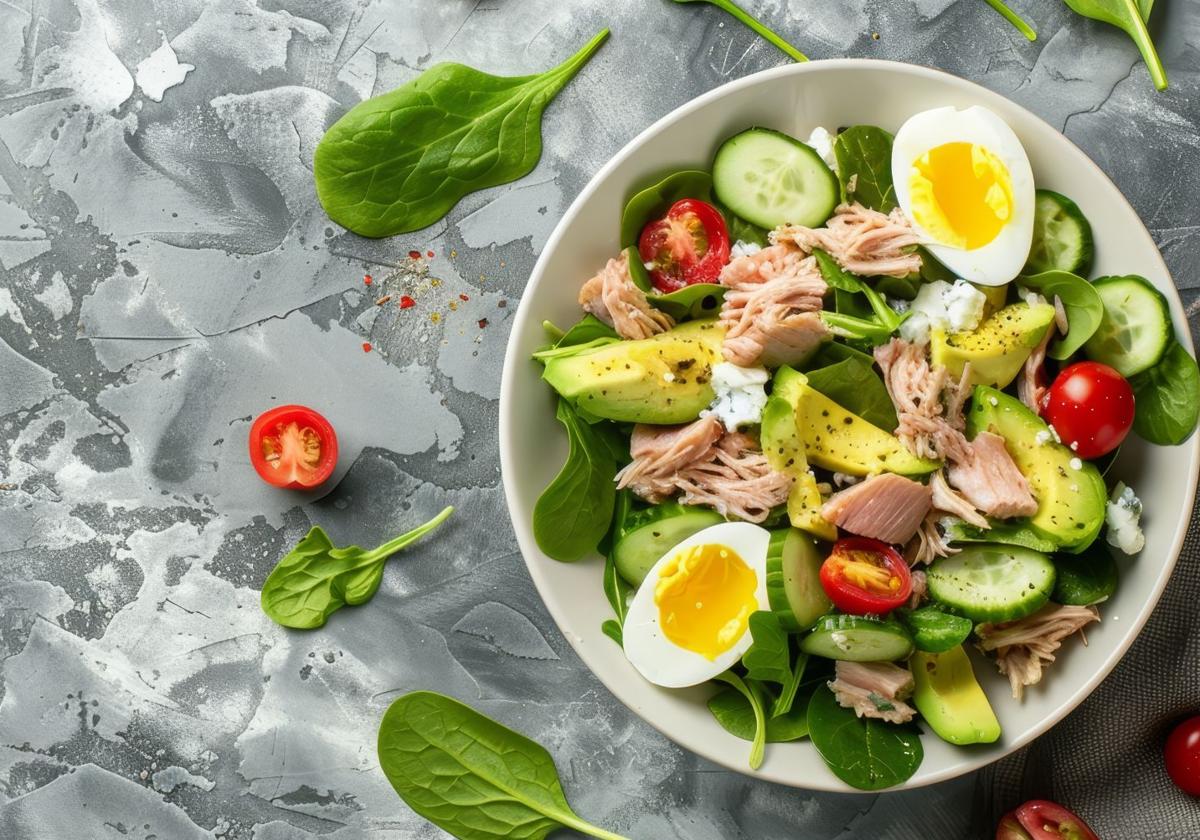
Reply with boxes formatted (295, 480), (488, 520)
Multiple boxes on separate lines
(926, 544), (1056, 622)
(712, 128), (839, 230)
(1024, 189), (1094, 276)
(1053, 542), (1118, 606)
(766, 528), (832, 631)
(1084, 275), (1173, 377)
(800, 614), (914, 662)
(612, 504), (725, 586)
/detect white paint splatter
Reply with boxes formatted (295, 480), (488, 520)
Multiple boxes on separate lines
(152, 765), (215, 793)
(135, 36), (195, 102)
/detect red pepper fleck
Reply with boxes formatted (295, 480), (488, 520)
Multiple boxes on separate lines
(426, 250), (435, 258)
(478, 318), (489, 329)
(362, 342), (372, 352)
(363, 274), (373, 285)
(408, 250), (421, 260)
(399, 295), (416, 309)
(459, 293), (470, 302)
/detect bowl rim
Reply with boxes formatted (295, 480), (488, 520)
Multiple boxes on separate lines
(498, 57), (1200, 790)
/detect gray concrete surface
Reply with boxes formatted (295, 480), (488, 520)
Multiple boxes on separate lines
(0, 1), (1197, 838)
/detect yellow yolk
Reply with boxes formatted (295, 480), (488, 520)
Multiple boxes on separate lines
(653, 543), (758, 661)
(908, 142), (1013, 250)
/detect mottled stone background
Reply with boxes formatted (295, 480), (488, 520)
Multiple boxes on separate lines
(0, 1), (1197, 838)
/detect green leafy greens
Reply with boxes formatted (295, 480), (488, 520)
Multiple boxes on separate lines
(804, 355), (900, 432)
(313, 30), (610, 237)
(807, 685), (924, 790)
(670, 0), (808, 62)
(983, 0), (1038, 41)
(1063, 0), (1166, 91)
(814, 248), (909, 348)
(1018, 270), (1104, 359)
(260, 507), (454, 629)
(832, 125), (896, 213)
(712, 671), (767, 769)
(1130, 340), (1200, 445)
(378, 691), (630, 840)
(707, 680), (819, 743)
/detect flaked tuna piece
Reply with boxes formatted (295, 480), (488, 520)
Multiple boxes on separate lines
(976, 604), (1100, 700)
(906, 511), (960, 566)
(615, 416), (724, 501)
(718, 244), (828, 367)
(821, 473), (932, 545)
(874, 338), (971, 462)
(930, 469), (989, 529)
(1018, 325), (1053, 414)
(773, 203), (922, 278)
(909, 569), (928, 608)
(948, 431), (1038, 519)
(578, 251), (674, 340)
(674, 433), (792, 523)
(828, 661), (917, 724)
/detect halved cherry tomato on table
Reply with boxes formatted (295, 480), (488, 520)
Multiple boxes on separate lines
(819, 537), (912, 615)
(995, 800), (1100, 840)
(638, 198), (730, 293)
(1042, 361), (1135, 459)
(249, 404), (338, 489)
(1165, 714), (1200, 797)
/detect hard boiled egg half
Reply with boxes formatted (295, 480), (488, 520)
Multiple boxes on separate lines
(892, 105), (1035, 286)
(623, 522), (771, 688)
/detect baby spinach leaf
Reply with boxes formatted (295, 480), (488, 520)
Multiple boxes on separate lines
(557, 314), (620, 348)
(707, 679), (820, 743)
(620, 170), (714, 248)
(712, 671), (767, 769)
(718, 199), (771, 247)
(1053, 541), (1119, 606)
(772, 652), (809, 718)
(806, 685), (924, 791)
(815, 249), (908, 335)
(805, 356), (899, 432)
(1130, 340), (1200, 445)
(313, 30), (610, 237)
(260, 507), (454, 629)
(532, 336), (621, 363)
(943, 518), (1059, 553)
(983, 0), (1038, 41)
(742, 611), (792, 685)
(833, 126), (896, 213)
(598, 491), (634, 646)
(378, 691), (631, 840)
(670, 0), (808, 62)
(625, 246), (726, 320)
(804, 341), (876, 371)
(533, 400), (625, 562)
(1018, 270), (1104, 359)
(1064, 0), (1166, 91)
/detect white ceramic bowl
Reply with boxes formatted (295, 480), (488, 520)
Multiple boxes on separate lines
(499, 59), (1199, 790)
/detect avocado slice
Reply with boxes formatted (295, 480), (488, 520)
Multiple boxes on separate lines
(762, 368), (836, 540)
(967, 386), (1106, 551)
(771, 367), (938, 479)
(542, 320), (723, 424)
(911, 646), (1001, 746)
(931, 302), (1055, 388)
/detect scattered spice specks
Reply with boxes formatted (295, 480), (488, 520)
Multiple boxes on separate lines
(426, 250), (434, 258)
(363, 274), (373, 285)
(399, 295), (415, 309)
(448, 301), (458, 312)
(362, 342), (372, 353)
(459, 293), (470, 302)
(498, 299), (508, 308)
(408, 250), (421, 260)
(430, 312), (441, 324)
(376, 294), (392, 306)
(478, 318), (489, 329)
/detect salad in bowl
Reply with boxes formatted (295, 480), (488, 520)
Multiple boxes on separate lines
(510, 66), (1200, 791)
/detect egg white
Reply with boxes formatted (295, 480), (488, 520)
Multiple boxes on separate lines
(892, 105), (1035, 287)
(623, 522), (771, 689)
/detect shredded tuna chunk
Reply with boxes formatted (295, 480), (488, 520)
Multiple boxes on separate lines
(976, 604), (1100, 700)
(1018, 325), (1053, 414)
(821, 473), (932, 545)
(578, 251), (674, 340)
(930, 469), (989, 529)
(874, 338), (971, 462)
(828, 661), (917, 724)
(772, 203), (923, 278)
(948, 431), (1038, 519)
(718, 244), (828, 367)
(909, 569), (927, 608)
(615, 422), (790, 523)
(905, 511), (960, 566)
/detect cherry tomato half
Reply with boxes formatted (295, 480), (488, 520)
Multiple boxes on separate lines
(1042, 361), (1135, 460)
(249, 405), (338, 490)
(638, 198), (731, 293)
(1165, 715), (1200, 797)
(995, 800), (1100, 840)
(819, 537), (912, 615)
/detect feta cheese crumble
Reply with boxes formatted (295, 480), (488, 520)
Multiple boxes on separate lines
(730, 240), (762, 260)
(1106, 482), (1145, 555)
(1035, 430), (1053, 445)
(1069, 457), (1083, 470)
(702, 362), (770, 430)
(898, 279), (987, 343)
(806, 126), (838, 172)
(1017, 285), (1049, 309)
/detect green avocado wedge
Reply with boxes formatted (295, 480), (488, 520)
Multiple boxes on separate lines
(911, 646), (1001, 746)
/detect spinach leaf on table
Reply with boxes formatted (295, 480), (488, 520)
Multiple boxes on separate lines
(313, 30), (610, 237)
(983, 0), (1038, 41)
(1064, 0), (1166, 91)
(832, 126), (896, 213)
(1130, 340), (1200, 445)
(1018, 269), (1104, 359)
(260, 507), (454, 629)
(533, 400), (626, 561)
(807, 684), (924, 790)
(378, 691), (630, 840)
(670, 0), (808, 62)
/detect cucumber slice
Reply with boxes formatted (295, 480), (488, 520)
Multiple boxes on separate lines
(800, 614), (914, 662)
(1053, 542), (1118, 606)
(766, 528), (832, 631)
(926, 544), (1056, 622)
(1084, 275), (1172, 377)
(612, 504), (725, 586)
(712, 128), (838, 230)
(896, 607), (973, 653)
(1024, 189), (1094, 276)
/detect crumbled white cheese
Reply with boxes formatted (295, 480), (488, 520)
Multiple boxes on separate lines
(1106, 482), (1145, 555)
(806, 126), (838, 172)
(1035, 430), (1053, 445)
(663, 372), (676, 382)
(1046, 423), (1063, 444)
(898, 279), (987, 343)
(988, 396), (999, 407)
(730, 240), (762, 260)
(888, 297), (911, 314)
(1017, 284), (1049, 309)
(832, 472), (861, 488)
(701, 362), (770, 430)
(1069, 457), (1083, 470)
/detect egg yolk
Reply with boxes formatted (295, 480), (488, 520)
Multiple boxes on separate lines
(654, 543), (758, 661)
(908, 142), (1013, 250)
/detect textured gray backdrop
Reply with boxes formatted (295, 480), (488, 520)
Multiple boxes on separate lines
(0, 1), (1197, 838)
